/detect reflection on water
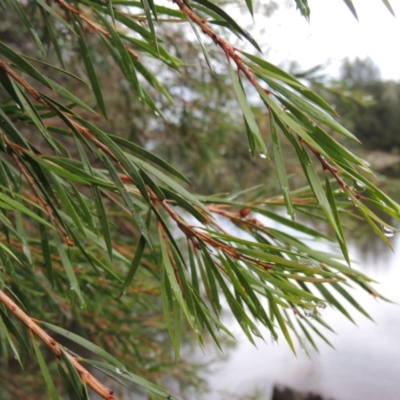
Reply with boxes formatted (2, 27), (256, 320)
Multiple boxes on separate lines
(194, 234), (400, 400)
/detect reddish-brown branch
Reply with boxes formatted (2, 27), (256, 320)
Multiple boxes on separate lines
(0, 289), (117, 400)
(307, 143), (362, 199)
(172, 0), (268, 93)
(156, 199), (273, 271)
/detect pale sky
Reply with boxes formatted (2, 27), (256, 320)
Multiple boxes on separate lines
(255, 0), (400, 80)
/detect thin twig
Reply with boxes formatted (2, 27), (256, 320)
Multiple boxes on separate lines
(0, 289), (117, 400)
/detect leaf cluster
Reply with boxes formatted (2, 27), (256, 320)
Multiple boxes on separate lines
(0, 0), (397, 399)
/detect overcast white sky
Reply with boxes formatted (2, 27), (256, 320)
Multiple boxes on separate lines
(255, 0), (400, 80)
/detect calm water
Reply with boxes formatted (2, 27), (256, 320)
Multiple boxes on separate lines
(194, 234), (400, 400)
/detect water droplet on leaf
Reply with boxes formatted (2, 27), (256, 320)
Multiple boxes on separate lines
(305, 307), (318, 318)
(382, 226), (396, 238)
(362, 160), (371, 168)
(259, 152), (267, 159)
(353, 180), (366, 193)
(299, 258), (320, 268)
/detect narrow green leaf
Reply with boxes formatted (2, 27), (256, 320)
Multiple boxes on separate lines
(331, 283), (372, 320)
(343, 0), (358, 19)
(268, 293), (296, 353)
(0, 192), (53, 228)
(245, 0), (254, 17)
(49, 174), (87, 236)
(381, 0), (395, 15)
(229, 62), (267, 156)
(111, 135), (189, 183)
(295, 0), (310, 20)
(10, 80), (59, 152)
(315, 283), (355, 323)
(120, 236), (146, 296)
(39, 6), (66, 68)
(187, 17), (214, 72)
(60, 350), (89, 400)
(270, 113), (295, 220)
(40, 223), (55, 286)
(31, 335), (60, 400)
(265, 77), (359, 141)
(140, 0), (158, 51)
(54, 235), (86, 309)
(22, 56), (85, 84)
(159, 230), (192, 331)
(91, 186), (113, 260)
(73, 17), (108, 119)
(82, 359), (178, 399)
(36, 0), (75, 33)
(0, 41), (51, 88)
(325, 176), (350, 265)
(9, 0), (45, 54)
(96, 11), (143, 99)
(132, 155), (207, 212)
(258, 88), (325, 155)
(39, 322), (126, 370)
(0, 315), (23, 367)
(0, 308), (30, 354)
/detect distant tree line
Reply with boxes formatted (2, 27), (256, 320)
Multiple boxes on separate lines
(338, 57), (400, 153)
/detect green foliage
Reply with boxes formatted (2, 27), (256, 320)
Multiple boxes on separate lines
(338, 57), (400, 153)
(0, 0), (397, 399)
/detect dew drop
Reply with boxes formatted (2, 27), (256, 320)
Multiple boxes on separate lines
(304, 309), (313, 317)
(317, 302), (327, 310)
(299, 258), (320, 268)
(382, 225), (396, 238)
(362, 160), (371, 168)
(190, 315), (195, 322)
(304, 307), (318, 318)
(115, 368), (122, 375)
(353, 180), (366, 193)
(259, 152), (267, 159)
